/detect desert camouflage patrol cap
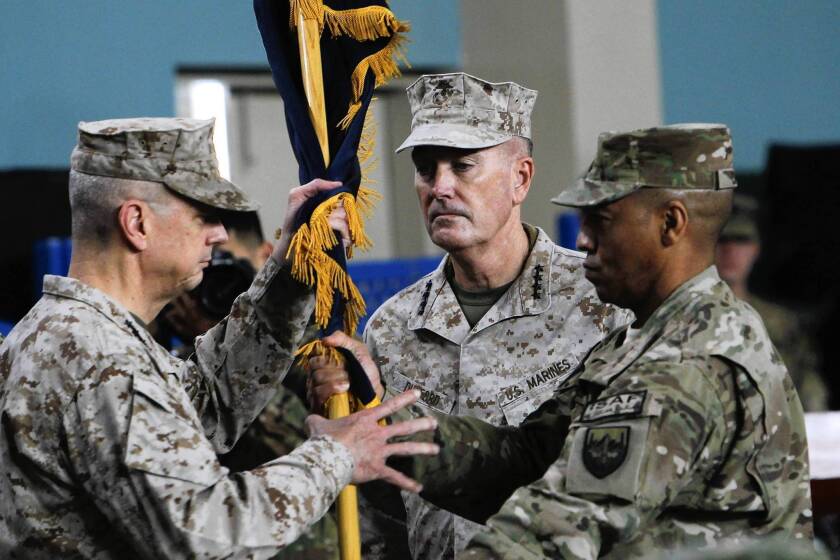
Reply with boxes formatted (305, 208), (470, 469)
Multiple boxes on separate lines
(70, 117), (258, 211)
(396, 72), (537, 153)
(552, 123), (737, 208)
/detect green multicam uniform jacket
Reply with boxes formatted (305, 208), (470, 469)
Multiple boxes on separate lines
(0, 258), (354, 559)
(400, 266), (812, 559)
(363, 226), (629, 558)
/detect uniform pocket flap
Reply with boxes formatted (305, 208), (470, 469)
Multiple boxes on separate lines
(126, 376), (227, 486)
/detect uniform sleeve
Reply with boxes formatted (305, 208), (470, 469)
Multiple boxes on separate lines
(63, 360), (353, 559)
(386, 389), (569, 524)
(181, 256), (315, 452)
(353, 325), (413, 559)
(462, 359), (731, 560)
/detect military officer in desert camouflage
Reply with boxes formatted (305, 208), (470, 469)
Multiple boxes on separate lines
(311, 72), (629, 558)
(319, 124), (813, 558)
(0, 118), (438, 558)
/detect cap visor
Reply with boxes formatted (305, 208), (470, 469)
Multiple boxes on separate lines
(396, 123), (512, 153)
(164, 173), (260, 212)
(550, 178), (642, 208)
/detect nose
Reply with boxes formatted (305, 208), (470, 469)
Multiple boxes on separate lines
(430, 167), (456, 199)
(576, 227), (595, 253)
(209, 223), (229, 245)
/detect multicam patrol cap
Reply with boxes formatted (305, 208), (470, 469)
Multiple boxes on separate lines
(552, 123), (737, 208)
(396, 72), (537, 153)
(70, 117), (258, 211)
(720, 193), (760, 242)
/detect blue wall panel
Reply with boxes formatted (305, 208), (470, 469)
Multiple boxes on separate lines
(0, 0), (459, 169)
(657, 1), (840, 171)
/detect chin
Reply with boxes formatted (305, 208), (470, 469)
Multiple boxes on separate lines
(183, 272), (204, 292)
(429, 229), (474, 253)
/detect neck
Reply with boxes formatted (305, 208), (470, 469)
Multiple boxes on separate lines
(631, 252), (712, 327)
(448, 221), (530, 291)
(68, 244), (168, 324)
(728, 279), (749, 300)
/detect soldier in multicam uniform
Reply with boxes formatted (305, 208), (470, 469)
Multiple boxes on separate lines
(0, 118), (438, 558)
(318, 124), (814, 558)
(312, 72), (629, 559)
(715, 194), (829, 411)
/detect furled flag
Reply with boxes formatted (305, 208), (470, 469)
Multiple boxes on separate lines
(253, 1), (409, 557)
(254, 0), (408, 368)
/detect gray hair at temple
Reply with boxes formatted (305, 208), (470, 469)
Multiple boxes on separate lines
(68, 170), (174, 245)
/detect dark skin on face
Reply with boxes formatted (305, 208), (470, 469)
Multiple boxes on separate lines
(576, 189), (729, 326)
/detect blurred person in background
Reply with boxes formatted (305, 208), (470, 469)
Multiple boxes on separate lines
(716, 194), (829, 411)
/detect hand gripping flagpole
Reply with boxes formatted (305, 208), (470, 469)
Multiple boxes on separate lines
(295, 10), (361, 560)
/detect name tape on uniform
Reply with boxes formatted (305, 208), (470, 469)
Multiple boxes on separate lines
(391, 371), (454, 414)
(497, 359), (576, 425)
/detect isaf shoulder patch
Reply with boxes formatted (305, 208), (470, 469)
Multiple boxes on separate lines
(582, 426), (629, 478)
(581, 391), (646, 422)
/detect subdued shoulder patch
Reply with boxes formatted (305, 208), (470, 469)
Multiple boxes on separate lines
(582, 426), (629, 478)
(581, 391), (646, 422)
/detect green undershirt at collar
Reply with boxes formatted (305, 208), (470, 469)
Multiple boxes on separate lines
(446, 224), (539, 328)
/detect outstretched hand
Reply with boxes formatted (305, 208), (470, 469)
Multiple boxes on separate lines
(306, 389), (439, 493)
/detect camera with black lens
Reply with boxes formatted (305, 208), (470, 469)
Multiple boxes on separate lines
(192, 248), (256, 320)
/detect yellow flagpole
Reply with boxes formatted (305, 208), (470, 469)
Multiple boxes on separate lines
(296, 6), (361, 560)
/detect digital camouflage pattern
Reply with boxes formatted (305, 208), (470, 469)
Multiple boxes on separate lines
(552, 124), (738, 208)
(402, 267), (812, 559)
(396, 72), (537, 153)
(220, 358), (340, 560)
(71, 117), (259, 211)
(0, 257), (355, 558)
(362, 226), (630, 558)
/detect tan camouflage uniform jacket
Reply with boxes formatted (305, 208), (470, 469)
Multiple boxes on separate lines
(403, 266), (812, 559)
(362, 226), (629, 558)
(0, 257), (354, 559)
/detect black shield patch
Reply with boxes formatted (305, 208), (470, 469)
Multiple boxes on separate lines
(582, 426), (629, 479)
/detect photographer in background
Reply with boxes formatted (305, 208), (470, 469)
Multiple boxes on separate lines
(164, 210), (273, 355)
(163, 211), (338, 560)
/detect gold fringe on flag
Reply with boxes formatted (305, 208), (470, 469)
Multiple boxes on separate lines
(286, 104), (382, 345)
(289, 0), (410, 130)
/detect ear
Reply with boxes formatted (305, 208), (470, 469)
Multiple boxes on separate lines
(511, 155), (534, 206)
(257, 240), (273, 265)
(661, 200), (688, 247)
(117, 200), (150, 252)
